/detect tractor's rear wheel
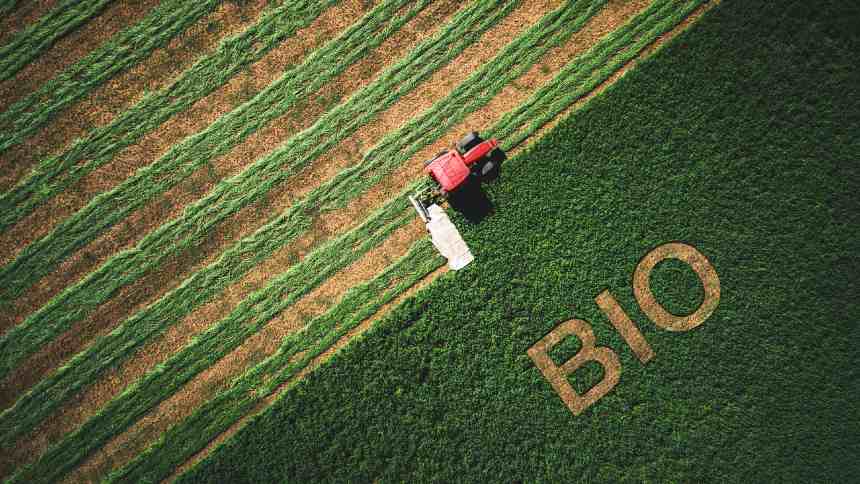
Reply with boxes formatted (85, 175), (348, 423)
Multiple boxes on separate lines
(478, 148), (504, 180)
(456, 131), (484, 154)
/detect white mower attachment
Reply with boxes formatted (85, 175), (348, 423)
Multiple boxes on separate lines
(409, 196), (474, 271)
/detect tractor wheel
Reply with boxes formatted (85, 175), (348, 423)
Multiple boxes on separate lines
(456, 131), (484, 154)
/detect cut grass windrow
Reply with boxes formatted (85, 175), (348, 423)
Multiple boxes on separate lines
(0, 0), (223, 154)
(0, 0), (338, 233)
(109, 238), (442, 484)
(0, 0), (448, 378)
(121, 2), (708, 477)
(0, 0), (114, 82)
(7, 195), (418, 484)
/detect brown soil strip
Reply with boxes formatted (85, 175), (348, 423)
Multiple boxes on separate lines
(0, 0), (459, 467)
(0, 0), (273, 195)
(0, 0), (392, 339)
(0, 0), (158, 122)
(171, 263), (447, 482)
(0, 0), (60, 46)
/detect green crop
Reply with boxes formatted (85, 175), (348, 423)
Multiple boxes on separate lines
(0, 0), (114, 81)
(177, 0), (859, 481)
(0, 0), (338, 232)
(0, 0), (224, 153)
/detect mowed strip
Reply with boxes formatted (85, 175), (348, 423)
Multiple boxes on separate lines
(0, 0), (338, 235)
(0, 0), (443, 378)
(0, 0), (115, 81)
(0, 0), (224, 154)
(2, 0), (532, 469)
(161, 0), (712, 478)
(60, 0), (617, 479)
(0, 0), (472, 455)
(3, 0), (536, 478)
(0, 0), (456, 411)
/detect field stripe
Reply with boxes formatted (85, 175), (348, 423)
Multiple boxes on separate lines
(6, 195), (417, 484)
(109, 238), (443, 483)
(0, 0), (114, 82)
(167, 0), (708, 477)
(0, 0), (223, 155)
(0, 0), (442, 379)
(0, 0), (339, 234)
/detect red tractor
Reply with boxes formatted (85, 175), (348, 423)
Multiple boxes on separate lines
(424, 131), (505, 196)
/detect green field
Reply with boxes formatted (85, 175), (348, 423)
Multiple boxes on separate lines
(0, 0), (856, 481)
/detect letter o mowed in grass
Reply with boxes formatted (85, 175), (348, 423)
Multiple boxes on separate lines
(528, 242), (720, 415)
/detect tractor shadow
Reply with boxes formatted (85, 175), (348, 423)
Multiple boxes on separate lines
(448, 167), (500, 224)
